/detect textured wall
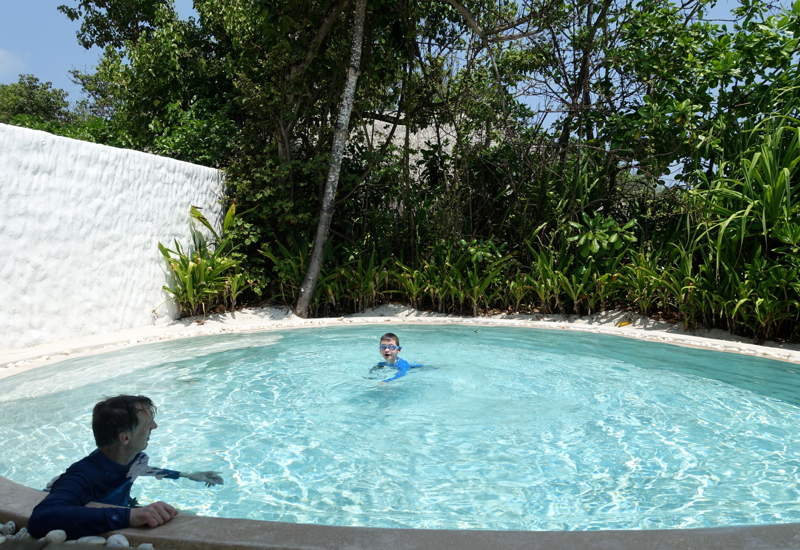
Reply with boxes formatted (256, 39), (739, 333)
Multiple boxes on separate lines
(0, 124), (224, 351)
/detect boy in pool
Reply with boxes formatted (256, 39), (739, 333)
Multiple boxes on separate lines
(373, 332), (423, 384)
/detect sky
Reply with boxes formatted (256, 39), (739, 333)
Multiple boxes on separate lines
(0, 0), (196, 101)
(1, 0), (741, 105)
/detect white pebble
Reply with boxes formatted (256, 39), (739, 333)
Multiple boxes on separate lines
(77, 535), (107, 545)
(136, 544), (154, 550)
(46, 530), (68, 543)
(12, 527), (26, 539)
(0, 522), (13, 536)
(107, 534), (129, 547)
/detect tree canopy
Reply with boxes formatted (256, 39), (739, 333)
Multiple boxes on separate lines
(0, 74), (72, 124)
(9, 0), (800, 339)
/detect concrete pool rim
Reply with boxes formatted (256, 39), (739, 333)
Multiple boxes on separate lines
(2, 476), (800, 550)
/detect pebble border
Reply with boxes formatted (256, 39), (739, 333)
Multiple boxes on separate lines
(0, 523), (153, 549)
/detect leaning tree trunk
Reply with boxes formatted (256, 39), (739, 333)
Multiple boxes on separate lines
(295, 0), (368, 318)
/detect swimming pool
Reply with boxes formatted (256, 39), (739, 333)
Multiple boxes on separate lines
(2, 324), (800, 531)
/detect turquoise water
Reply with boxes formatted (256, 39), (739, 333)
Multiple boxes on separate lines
(2, 325), (800, 530)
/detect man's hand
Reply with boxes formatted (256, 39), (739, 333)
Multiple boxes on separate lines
(183, 471), (224, 486)
(129, 502), (178, 528)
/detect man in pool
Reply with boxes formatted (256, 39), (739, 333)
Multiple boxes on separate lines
(373, 332), (423, 384)
(28, 395), (223, 540)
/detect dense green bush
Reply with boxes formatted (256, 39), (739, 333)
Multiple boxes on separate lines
(247, 112), (799, 342)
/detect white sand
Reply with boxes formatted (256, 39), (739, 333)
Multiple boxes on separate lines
(2, 304), (799, 381)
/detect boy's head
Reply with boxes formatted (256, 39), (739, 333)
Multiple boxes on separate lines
(379, 333), (401, 364)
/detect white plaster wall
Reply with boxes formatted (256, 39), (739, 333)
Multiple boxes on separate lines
(0, 124), (225, 351)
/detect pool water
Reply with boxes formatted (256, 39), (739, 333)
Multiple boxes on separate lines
(2, 325), (800, 531)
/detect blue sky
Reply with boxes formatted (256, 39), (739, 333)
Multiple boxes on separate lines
(0, 0), (196, 100)
(1, 0), (741, 104)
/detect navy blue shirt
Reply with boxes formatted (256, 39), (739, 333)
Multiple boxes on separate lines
(28, 450), (180, 539)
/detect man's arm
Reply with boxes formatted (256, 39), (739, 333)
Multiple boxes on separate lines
(29, 476), (181, 539)
(132, 455), (222, 486)
(129, 502), (178, 528)
(179, 471), (224, 486)
(28, 477), (131, 540)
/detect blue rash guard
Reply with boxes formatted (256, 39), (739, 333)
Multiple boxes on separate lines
(28, 450), (180, 539)
(378, 357), (424, 383)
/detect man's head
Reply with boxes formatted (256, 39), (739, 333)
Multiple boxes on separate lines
(92, 395), (157, 450)
(379, 333), (401, 364)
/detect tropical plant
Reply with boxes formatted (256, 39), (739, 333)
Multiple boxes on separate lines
(567, 214), (638, 260)
(527, 246), (563, 314)
(157, 204), (249, 318)
(619, 251), (662, 316)
(158, 236), (237, 317)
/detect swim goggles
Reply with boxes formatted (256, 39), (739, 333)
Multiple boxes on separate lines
(379, 344), (401, 351)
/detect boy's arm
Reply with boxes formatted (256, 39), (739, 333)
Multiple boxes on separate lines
(382, 362), (411, 383)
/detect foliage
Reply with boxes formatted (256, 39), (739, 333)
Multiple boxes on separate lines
(14, 0), (799, 341)
(157, 205), (251, 317)
(58, 0), (173, 49)
(0, 75), (72, 124)
(567, 214), (637, 259)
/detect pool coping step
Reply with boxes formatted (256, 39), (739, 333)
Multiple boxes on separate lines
(3, 476), (800, 550)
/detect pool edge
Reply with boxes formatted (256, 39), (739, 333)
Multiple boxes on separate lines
(3, 477), (800, 550)
(2, 313), (799, 383)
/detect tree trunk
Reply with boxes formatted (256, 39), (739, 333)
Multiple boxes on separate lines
(295, 0), (367, 318)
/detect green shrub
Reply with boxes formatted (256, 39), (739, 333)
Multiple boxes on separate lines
(157, 204), (250, 318)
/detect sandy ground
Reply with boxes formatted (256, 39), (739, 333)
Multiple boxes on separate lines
(2, 304), (800, 381)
